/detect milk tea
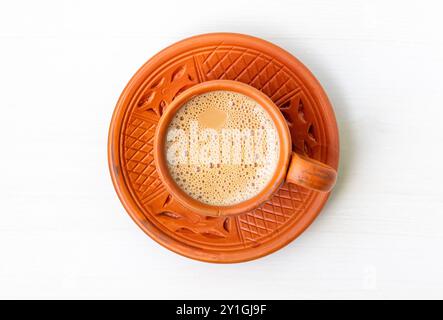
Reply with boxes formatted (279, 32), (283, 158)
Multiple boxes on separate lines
(165, 90), (280, 206)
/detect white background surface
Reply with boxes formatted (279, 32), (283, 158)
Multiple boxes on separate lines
(1, 0), (442, 299)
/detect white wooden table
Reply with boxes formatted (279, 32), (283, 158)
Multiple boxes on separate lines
(1, 0), (442, 299)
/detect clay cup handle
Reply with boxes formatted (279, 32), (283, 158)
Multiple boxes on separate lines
(286, 152), (337, 192)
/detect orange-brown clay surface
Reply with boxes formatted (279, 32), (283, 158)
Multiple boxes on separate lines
(154, 80), (337, 217)
(108, 33), (339, 263)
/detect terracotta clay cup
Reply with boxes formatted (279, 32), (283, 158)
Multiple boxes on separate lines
(154, 80), (337, 217)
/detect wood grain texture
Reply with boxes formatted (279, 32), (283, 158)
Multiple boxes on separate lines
(0, 0), (442, 299)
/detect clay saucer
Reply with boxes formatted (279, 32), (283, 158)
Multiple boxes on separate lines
(108, 33), (339, 263)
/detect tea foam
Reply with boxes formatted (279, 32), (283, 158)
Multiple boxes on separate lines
(166, 90), (280, 206)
